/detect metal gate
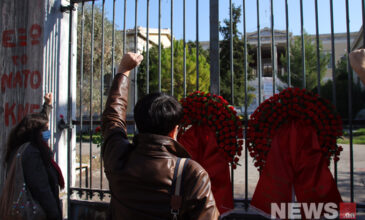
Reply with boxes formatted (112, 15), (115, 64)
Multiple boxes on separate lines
(63, 0), (365, 218)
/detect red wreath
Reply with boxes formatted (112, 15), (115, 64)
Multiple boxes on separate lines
(246, 87), (343, 171)
(178, 91), (244, 168)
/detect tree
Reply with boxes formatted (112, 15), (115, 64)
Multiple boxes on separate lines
(219, 4), (255, 106)
(76, 5), (123, 116)
(320, 57), (365, 119)
(279, 32), (329, 90)
(137, 40), (210, 102)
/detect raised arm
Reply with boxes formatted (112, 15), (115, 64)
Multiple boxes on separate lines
(39, 93), (52, 119)
(101, 53), (143, 171)
(101, 52), (143, 140)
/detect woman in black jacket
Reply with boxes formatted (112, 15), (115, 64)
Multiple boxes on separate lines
(4, 93), (64, 220)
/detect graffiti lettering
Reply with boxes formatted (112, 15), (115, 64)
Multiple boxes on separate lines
(4, 103), (40, 126)
(1, 70), (42, 92)
(1, 24), (42, 48)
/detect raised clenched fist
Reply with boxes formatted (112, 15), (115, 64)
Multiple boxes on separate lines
(117, 52), (144, 76)
(44, 93), (52, 105)
(349, 49), (365, 85)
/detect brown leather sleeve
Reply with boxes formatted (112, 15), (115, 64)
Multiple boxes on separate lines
(183, 160), (220, 220)
(101, 73), (131, 172)
(102, 73), (129, 140)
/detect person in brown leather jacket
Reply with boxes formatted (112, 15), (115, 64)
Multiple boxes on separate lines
(101, 53), (220, 220)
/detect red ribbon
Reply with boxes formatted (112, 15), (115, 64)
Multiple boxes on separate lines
(178, 125), (234, 214)
(251, 120), (342, 218)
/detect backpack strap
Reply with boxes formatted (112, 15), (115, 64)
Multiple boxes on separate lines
(171, 158), (189, 220)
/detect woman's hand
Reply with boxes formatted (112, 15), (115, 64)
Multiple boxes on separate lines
(44, 93), (52, 105)
(117, 52), (144, 77)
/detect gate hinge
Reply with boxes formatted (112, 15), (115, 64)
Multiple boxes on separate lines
(60, 4), (76, 13)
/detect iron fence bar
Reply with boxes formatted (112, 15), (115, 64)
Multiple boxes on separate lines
(230, 0), (234, 104)
(66, 1), (75, 217)
(184, 0), (187, 97)
(123, 0), (127, 55)
(285, 0), (291, 87)
(345, 0), (354, 202)
(112, 0), (116, 78)
(100, 0), (105, 194)
(363, 0), (365, 48)
(89, 0), (95, 198)
(50, 27), (55, 150)
(229, 0), (234, 198)
(300, 0), (305, 89)
(329, 0), (338, 184)
(171, 0), (174, 96)
(49, 30), (53, 150)
(243, 0), (248, 209)
(79, 1), (85, 192)
(134, 0), (138, 106)
(209, 0), (219, 95)
(315, 0), (320, 95)
(196, 0), (200, 91)
(147, 0), (150, 94)
(257, 0), (262, 104)
(271, 0), (276, 95)
(158, 0), (161, 92)
(45, 38), (49, 94)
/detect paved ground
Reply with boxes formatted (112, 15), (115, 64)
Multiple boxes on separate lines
(74, 142), (365, 206)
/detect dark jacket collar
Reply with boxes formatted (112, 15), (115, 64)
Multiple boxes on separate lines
(133, 133), (191, 158)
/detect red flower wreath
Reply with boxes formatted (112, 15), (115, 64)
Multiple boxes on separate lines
(246, 87), (343, 171)
(179, 91), (244, 168)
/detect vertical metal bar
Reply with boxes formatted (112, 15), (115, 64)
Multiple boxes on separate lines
(330, 0), (336, 105)
(210, 0), (219, 95)
(79, 2), (85, 191)
(123, 0), (127, 55)
(363, 0), (365, 48)
(184, 0), (187, 97)
(345, 0), (354, 202)
(196, 0), (200, 91)
(158, 0), (162, 92)
(146, 0), (150, 94)
(134, 0), (138, 106)
(271, 0), (276, 95)
(89, 0), (95, 196)
(54, 21), (59, 161)
(66, 2), (75, 217)
(230, 0), (234, 196)
(300, 0), (306, 89)
(285, 0), (291, 87)
(230, 0), (234, 104)
(315, 0), (321, 95)
(171, 0), (174, 96)
(243, 0), (248, 209)
(257, 0), (262, 104)
(329, 0), (338, 184)
(50, 29), (55, 150)
(112, 0), (116, 77)
(50, 29), (54, 150)
(100, 0), (105, 192)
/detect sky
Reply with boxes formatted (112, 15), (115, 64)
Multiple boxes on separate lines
(86, 0), (363, 41)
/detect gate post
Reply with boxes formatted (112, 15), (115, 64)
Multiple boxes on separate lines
(0, 0), (46, 190)
(210, 0), (220, 95)
(0, 1), (77, 218)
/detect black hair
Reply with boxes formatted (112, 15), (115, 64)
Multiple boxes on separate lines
(134, 93), (183, 136)
(4, 113), (51, 167)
